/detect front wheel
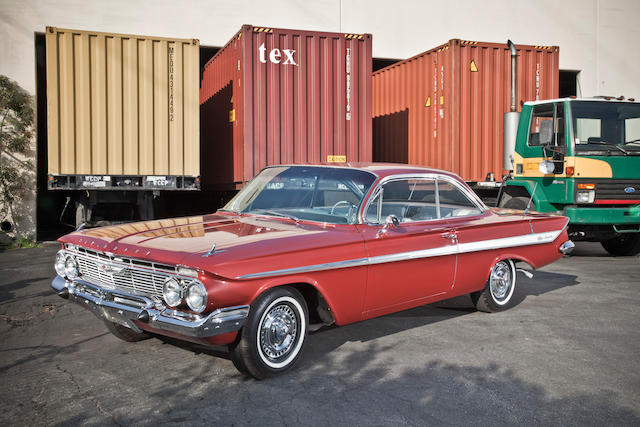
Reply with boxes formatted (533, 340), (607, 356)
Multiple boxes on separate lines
(601, 233), (640, 256)
(471, 259), (517, 313)
(229, 287), (308, 379)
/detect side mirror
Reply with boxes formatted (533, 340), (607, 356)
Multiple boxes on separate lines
(539, 120), (554, 145)
(378, 214), (400, 235)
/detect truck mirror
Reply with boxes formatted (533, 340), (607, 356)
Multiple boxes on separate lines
(539, 120), (554, 145)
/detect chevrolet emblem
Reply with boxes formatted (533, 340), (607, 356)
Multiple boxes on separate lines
(100, 263), (126, 275)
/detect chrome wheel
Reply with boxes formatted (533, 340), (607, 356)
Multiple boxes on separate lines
(489, 260), (515, 305)
(260, 304), (297, 359)
(256, 296), (306, 369)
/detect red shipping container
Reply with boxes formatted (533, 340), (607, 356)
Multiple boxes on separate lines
(373, 39), (559, 182)
(201, 25), (372, 188)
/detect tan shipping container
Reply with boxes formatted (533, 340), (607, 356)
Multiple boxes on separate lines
(45, 27), (200, 182)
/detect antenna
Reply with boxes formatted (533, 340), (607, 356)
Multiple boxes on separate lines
(524, 182), (538, 215)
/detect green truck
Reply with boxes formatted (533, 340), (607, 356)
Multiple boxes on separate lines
(499, 97), (640, 256)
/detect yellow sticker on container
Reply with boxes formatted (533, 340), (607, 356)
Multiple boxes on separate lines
(439, 96), (444, 105)
(470, 60), (478, 72)
(327, 155), (347, 163)
(425, 97), (431, 107)
(229, 109), (235, 122)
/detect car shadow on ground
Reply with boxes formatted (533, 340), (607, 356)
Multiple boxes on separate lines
(159, 269), (579, 370)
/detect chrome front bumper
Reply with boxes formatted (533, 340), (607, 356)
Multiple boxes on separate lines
(51, 276), (249, 338)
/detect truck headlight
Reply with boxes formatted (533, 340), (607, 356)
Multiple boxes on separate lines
(576, 190), (595, 204)
(185, 281), (207, 313)
(163, 278), (183, 307)
(55, 251), (67, 277)
(64, 256), (79, 279)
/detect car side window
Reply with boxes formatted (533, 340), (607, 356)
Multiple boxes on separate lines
(437, 181), (483, 218)
(365, 177), (483, 224)
(366, 178), (438, 223)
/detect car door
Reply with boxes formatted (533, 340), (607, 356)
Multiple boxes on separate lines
(358, 176), (458, 318)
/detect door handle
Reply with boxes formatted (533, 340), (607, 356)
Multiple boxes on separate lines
(440, 231), (458, 243)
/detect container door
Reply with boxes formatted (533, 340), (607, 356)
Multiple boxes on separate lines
(358, 177), (457, 316)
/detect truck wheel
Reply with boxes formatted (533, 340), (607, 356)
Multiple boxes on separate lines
(501, 196), (534, 211)
(471, 259), (517, 313)
(229, 287), (308, 379)
(601, 234), (640, 256)
(104, 321), (151, 342)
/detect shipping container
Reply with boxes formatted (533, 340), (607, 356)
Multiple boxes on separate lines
(373, 39), (559, 182)
(200, 25), (372, 188)
(45, 26), (200, 190)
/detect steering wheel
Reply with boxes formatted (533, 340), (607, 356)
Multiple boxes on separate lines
(330, 200), (356, 215)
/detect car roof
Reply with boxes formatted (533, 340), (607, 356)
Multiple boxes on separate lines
(269, 163), (462, 180)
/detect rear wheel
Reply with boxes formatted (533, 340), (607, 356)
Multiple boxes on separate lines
(104, 321), (151, 342)
(601, 234), (640, 256)
(471, 259), (517, 313)
(229, 287), (308, 379)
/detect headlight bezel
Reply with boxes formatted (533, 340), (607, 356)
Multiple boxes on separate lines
(162, 277), (184, 307)
(64, 255), (79, 279)
(575, 190), (595, 204)
(185, 281), (208, 313)
(55, 251), (67, 277)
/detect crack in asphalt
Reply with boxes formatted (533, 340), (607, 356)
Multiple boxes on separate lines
(55, 362), (123, 427)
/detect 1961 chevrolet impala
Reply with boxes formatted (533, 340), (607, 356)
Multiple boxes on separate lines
(52, 164), (574, 378)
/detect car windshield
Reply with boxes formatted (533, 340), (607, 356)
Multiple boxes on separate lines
(222, 166), (377, 224)
(573, 101), (640, 155)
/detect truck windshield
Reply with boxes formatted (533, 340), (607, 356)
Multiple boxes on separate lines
(573, 101), (640, 155)
(221, 166), (377, 224)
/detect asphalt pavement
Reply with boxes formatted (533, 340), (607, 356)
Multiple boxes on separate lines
(1, 242), (639, 426)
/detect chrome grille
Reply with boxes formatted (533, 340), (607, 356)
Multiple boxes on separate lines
(71, 247), (179, 299)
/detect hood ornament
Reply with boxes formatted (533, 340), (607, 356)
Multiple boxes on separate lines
(204, 243), (216, 257)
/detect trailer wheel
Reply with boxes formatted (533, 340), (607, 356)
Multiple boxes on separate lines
(601, 234), (640, 256)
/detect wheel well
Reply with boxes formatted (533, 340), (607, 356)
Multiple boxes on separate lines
(284, 283), (335, 326)
(499, 185), (531, 206)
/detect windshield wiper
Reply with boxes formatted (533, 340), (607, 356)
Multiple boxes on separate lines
(587, 141), (629, 155)
(251, 209), (300, 222)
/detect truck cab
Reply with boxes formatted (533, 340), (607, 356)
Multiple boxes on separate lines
(500, 98), (640, 255)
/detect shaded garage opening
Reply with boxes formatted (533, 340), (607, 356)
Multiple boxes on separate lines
(559, 70), (579, 98)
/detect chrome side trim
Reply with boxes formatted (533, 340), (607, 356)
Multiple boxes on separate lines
(236, 228), (565, 280)
(238, 258), (370, 280)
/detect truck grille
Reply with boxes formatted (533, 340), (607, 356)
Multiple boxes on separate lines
(71, 247), (179, 299)
(592, 180), (640, 202)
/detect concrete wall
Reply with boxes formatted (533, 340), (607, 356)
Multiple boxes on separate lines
(0, 0), (638, 237)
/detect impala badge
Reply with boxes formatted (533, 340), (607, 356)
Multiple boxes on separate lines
(100, 263), (126, 275)
(624, 187), (636, 194)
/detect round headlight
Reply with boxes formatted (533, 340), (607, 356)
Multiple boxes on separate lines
(185, 281), (207, 313)
(55, 251), (67, 277)
(163, 278), (183, 307)
(64, 256), (79, 279)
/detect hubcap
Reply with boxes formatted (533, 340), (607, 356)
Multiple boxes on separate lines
(260, 304), (298, 361)
(489, 261), (513, 303)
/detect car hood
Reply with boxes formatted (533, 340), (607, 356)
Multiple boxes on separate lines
(59, 213), (366, 280)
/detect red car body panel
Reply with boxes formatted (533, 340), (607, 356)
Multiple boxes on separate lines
(57, 164), (570, 345)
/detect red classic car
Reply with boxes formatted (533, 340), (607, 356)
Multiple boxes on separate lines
(52, 164), (574, 378)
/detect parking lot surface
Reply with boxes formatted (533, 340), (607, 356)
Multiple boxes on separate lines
(1, 242), (639, 425)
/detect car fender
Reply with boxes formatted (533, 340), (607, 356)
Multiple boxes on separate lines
(248, 274), (348, 325)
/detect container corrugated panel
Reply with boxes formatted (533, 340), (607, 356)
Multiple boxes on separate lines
(46, 27), (200, 177)
(200, 25), (372, 187)
(373, 39), (559, 182)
